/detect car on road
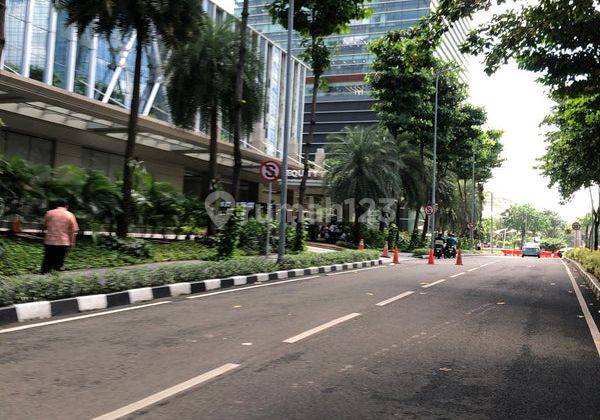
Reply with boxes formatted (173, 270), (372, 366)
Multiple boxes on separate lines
(522, 243), (541, 258)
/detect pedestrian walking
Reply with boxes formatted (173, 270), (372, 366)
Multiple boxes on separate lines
(41, 199), (79, 274)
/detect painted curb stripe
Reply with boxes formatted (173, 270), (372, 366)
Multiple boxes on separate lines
(0, 259), (380, 326)
(50, 298), (79, 317)
(106, 292), (130, 308)
(77, 295), (108, 312)
(0, 307), (18, 325)
(152, 286), (171, 300)
(168, 283), (191, 297)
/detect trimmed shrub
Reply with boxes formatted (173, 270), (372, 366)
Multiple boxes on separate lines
(239, 218), (269, 255)
(363, 228), (385, 249)
(279, 249), (379, 269)
(292, 221), (308, 253)
(387, 224), (399, 249)
(566, 247), (600, 278)
(216, 206), (245, 258)
(412, 248), (430, 257)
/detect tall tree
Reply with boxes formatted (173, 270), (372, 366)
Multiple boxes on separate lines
(166, 17), (263, 235)
(326, 126), (403, 242)
(501, 204), (549, 248)
(55, 0), (204, 237)
(0, 0), (5, 61)
(267, 0), (371, 209)
(231, 0), (251, 201)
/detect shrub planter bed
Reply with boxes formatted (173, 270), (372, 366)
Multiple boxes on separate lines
(0, 250), (381, 325)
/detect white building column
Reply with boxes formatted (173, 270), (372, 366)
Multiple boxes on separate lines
(43, 6), (58, 85)
(20, 0), (35, 77)
(65, 25), (78, 92)
(86, 33), (99, 98)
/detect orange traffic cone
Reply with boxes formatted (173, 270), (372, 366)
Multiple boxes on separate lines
(428, 249), (435, 265)
(393, 247), (399, 264)
(382, 241), (389, 258)
(456, 249), (463, 265)
(358, 239), (365, 251)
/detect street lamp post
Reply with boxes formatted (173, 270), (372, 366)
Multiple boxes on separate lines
(277, 0), (294, 263)
(430, 71), (441, 251)
(471, 151), (476, 242)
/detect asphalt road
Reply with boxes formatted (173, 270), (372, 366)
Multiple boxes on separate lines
(1, 256), (599, 419)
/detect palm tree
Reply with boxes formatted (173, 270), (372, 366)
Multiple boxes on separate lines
(392, 134), (428, 231)
(55, 0), (204, 238)
(326, 126), (403, 242)
(231, 0), (251, 201)
(0, 0), (6, 60)
(166, 16), (263, 235)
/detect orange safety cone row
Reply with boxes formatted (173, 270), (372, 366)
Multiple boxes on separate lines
(382, 241), (389, 258)
(428, 249), (435, 265)
(393, 247), (399, 264)
(456, 249), (463, 265)
(358, 239), (365, 251)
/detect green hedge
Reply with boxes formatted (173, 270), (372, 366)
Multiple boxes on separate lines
(279, 250), (379, 269)
(566, 247), (600, 279)
(412, 248), (430, 257)
(0, 251), (381, 306)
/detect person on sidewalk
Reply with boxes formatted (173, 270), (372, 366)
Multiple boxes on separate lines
(41, 199), (79, 274)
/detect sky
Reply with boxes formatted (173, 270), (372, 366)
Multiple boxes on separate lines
(217, 0), (592, 222)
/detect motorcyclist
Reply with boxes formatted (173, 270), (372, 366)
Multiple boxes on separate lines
(446, 233), (458, 248)
(434, 232), (445, 258)
(445, 233), (458, 258)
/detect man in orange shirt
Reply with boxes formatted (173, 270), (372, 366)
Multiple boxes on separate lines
(41, 199), (79, 274)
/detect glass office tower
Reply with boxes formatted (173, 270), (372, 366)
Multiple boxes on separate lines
(238, 0), (470, 161)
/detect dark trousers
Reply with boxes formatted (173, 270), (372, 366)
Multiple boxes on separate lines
(41, 245), (68, 274)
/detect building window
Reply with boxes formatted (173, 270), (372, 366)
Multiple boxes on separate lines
(81, 148), (124, 179)
(0, 129), (55, 166)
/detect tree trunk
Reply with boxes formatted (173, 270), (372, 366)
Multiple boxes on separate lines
(0, 0), (6, 60)
(231, 0), (249, 201)
(298, 72), (320, 208)
(207, 104), (219, 236)
(409, 208), (420, 247)
(116, 35), (143, 238)
(520, 229), (526, 248)
(593, 205), (600, 251)
(421, 213), (429, 244)
(354, 203), (361, 245)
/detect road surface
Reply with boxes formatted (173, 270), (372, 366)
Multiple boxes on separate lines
(1, 256), (599, 419)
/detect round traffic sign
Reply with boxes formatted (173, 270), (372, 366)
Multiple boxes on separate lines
(259, 160), (282, 183)
(424, 205), (435, 216)
(572, 222), (581, 231)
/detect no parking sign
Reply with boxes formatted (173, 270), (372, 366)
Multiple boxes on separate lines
(259, 160), (282, 183)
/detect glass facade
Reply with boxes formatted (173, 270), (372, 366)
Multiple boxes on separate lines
(0, 129), (55, 166)
(1, 0), (307, 160)
(238, 0), (448, 98)
(238, 0), (470, 161)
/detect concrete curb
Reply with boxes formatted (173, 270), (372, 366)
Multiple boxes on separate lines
(0, 259), (383, 325)
(566, 258), (600, 300)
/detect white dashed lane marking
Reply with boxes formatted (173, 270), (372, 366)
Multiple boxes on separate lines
(283, 313), (362, 344)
